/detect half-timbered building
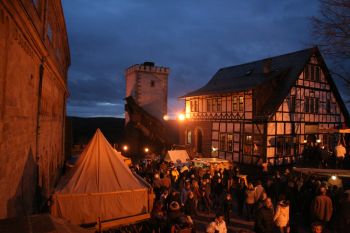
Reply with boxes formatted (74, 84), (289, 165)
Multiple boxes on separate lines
(180, 47), (349, 165)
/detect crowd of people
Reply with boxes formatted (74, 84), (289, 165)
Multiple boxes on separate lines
(301, 142), (350, 169)
(131, 159), (350, 233)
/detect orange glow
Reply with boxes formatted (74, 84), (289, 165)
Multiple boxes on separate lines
(144, 147), (149, 153)
(178, 113), (185, 121)
(123, 145), (128, 151)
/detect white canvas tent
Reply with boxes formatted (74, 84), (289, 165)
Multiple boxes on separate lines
(164, 150), (190, 163)
(51, 129), (151, 225)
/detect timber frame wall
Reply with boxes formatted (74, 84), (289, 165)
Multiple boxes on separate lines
(181, 55), (346, 165)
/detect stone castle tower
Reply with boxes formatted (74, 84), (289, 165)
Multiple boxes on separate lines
(125, 62), (170, 123)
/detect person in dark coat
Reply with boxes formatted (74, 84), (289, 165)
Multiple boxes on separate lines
(184, 192), (197, 218)
(310, 186), (333, 225)
(151, 201), (167, 233)
(167, 201), (187, 232)
(167, 189), (181, 210)
(254, 198), (275, 233)
(223, 193), (233, 225)
(338, 190), (350, 233)
(236, 178), (246, 216)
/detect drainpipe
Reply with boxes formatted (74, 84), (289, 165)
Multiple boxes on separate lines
(35, 58), (45, 212)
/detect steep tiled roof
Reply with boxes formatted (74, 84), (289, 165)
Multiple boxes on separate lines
(181, 47), (349, 121)
(182, 47), (313, 97)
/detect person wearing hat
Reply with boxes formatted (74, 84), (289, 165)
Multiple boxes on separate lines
(168, 201), (189, 233)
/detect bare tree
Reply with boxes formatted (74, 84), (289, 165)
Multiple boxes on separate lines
(312, 0), (350, 88)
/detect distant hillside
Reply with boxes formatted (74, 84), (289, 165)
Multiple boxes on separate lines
(67, 116), (125, 146)
(66, 116), (179, 147)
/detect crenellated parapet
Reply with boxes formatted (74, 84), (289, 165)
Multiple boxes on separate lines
(125, 62), (170, 76)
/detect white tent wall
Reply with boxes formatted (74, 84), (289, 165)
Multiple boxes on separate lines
(52, 189), (149, 224)
(164, 150), (190, 163)
(51, 129), (151, 225)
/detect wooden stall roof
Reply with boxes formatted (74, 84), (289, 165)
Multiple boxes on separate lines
(318, 128), (350, 134)
(293, 167), (350, 178)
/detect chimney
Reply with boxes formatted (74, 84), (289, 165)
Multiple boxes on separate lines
(262, 58), (272, 74)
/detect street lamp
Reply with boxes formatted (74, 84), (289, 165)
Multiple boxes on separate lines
(144, 147), (149, 153)
(178, 113), (185, 121)
(163, 115), (169, 121)
(123, 145), (128, 152)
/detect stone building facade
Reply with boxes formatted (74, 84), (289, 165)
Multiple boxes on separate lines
(0, 0), (70, 218)
(180, 48), (349, 165)
(125, 62), (169, 123)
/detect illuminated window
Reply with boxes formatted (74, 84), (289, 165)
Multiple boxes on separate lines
(211, 98), (221, 112)
(190, 100), (198, 112)
(232, 97), (237, 111)
(243, 135), (252, 154)
(239, 96), (244, 111)
(277, 137), (293, 156)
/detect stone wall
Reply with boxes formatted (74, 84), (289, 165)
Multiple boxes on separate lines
(125, 63), (169, 122)
(0, 0), (70, 218)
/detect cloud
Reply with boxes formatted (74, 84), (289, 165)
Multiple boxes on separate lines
(62, 0), (323, 117)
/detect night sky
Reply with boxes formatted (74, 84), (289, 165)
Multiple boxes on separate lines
(62, 0), (323, 118)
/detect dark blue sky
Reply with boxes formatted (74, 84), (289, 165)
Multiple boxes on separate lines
(62, 0), (322, 118)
